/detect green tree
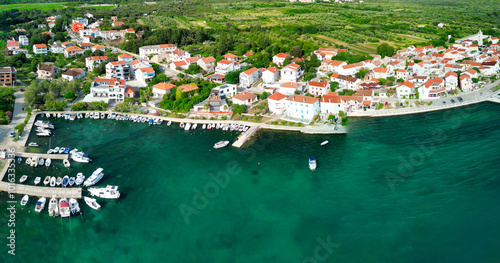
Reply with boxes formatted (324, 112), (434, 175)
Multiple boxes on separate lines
(289, 46), (303, 58)
(355, 69), (369, 79)
(377, 43), (395, 58)
(232, 104), (247, 114)
(225, 71), (240, 84)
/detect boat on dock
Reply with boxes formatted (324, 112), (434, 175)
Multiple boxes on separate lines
(309, 158), (317, 171)
(56, 177), (63, 186)
(321, 140), (329, 146)
(45, 158), (51, 167)
(50, 176), (56, 187)
(59, 198), (70, 218)
(62, 175), (69, 187)
(28, 142), (39, 147)
(63, 148), (70, 154)
(69, 198), (80, 214)
(43, 176), (50, 185)
(53, 147), (60, 153)
(48, 197), (59, 217)
(35, 197), (46, 213)
(19, 175), (28, 183)
(36, 131), (51, 137)
(63, 159), (70, 168)
(83, 168), (104, 187)
(34, 177), (41, 185)
(213, 140), (230, 149)
(20, 195), (29, 206)
(69, 177), (75, 186)
(84, 197), (101, 210)
(75, 173), (85, 186)
(88, 185), (120, 199)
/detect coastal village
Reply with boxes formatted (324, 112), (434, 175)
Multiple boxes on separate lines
(2, 12), (500, 130)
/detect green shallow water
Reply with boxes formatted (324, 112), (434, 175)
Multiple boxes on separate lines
(1, 103), (500, 263)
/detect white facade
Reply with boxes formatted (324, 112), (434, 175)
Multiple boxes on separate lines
(91, 78), (126, 103)
(267, 92), (287, 115)
(18, 35), (29, 46)
(215, 60), (236, 75)
(239, 67), (261, 87)
(280, 63), (303, 82)
(212, 84), (237, 99)
(284, 95), (320, 122)
(262, 67), (280, 84)
(106, 61), (131, 80)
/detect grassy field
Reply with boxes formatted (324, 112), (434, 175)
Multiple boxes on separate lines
(0, 2), (69, 12)
(313, 35), (377, 55)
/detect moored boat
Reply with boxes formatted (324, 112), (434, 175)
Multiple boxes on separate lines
(17, 156), (22, 163)
(63, 159), (70, 168)
(28, 142), (39, 147)
(167, 121), (172, 126)
(59, 198), (70, 218)
(180, 122), (185, 129)
(320, 140), (329, 146)
(43, 176), (51, 185)
(25, 158), (31, 166)
(88, 185), (120, 199)
(69, 198), (80, 214)
(75, 173), (85, 186)
(59, 147), (66, 154)
(38, 158), (44, 166)
(34, 197), (46, 213)
(45, 158), (51, 167)
(83, 168), (104, 187)
(56, 177), (63, 186)
(69, 177), (75, 186)
(213, 140), (230, 149)
(19, 175), (28, 183)
(202, 124), (206, 129)
(20, 195), (29, 206)
(70, 151), (91, 163)
(48, 196), (59, 217)
(62, 175), (69, 187)
(34, 176), (41, 185)
(84, 196), (101, 210)
(50, 176), (56, 187)
(309, 158), (317, 171)
(184, 123), (191, 131)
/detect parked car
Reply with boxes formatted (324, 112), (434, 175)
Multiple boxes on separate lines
(457, 97), (463, 102)
(451, 99), (456, 103)
(9, 131), (15, 138)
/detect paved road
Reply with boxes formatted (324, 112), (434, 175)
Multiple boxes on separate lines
(0, 92), (26, 150)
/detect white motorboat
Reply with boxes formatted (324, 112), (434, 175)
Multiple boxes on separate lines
(47, 149), (54, 154)
(28, 142), (39, 147)
(53, 147), (60, 153)
(69, 177), (75, 186)
(309, 158), (317, 171)
(83, 168), (104, 187)
(25, 158), (31, 166)
(50, 176), (56, 187)
(158, 119), (163, 125)
(19, 175), (28, 183)
(43, 176), (50, 185)
(34, 177), (41, 185)
(101, 113), (105, 118)
(38, 158), (44, 166)
(94, 113), (99, 119)
(48, 197), (59, 217)
(63, 159), (70, 168)
(85, 112), (89, 118)
(56, 177), (63, 186)
(70, 151), (91, 163)
(213, 140), (230, 149)
(202, 124), (206, 129)
(69, 198), (80, 214)
(167, 121), (172, 126)
(34, 197), (46, 213)
(59, 198), (71, 218)
(180, 122), (185, 129)
(59, 147), (66, 154)
(320, 140), (329, 146)
(84, 197), (101, 210)
(45, 113), (50, 118)
(30, 156), (38, 167)
(192, 123), (197, 130)
(20, 195), (29, 206)
(36, 131), (51, 137)
(184, 123), (191, 131)
(75, 173), (85, 186)
(88, 185), (120, 199)
(45, 158), (51, 167)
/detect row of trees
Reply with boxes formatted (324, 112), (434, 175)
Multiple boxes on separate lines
(24, 79), (81, 107)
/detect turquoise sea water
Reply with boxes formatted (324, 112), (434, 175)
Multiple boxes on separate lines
(1, 102), (500, 263)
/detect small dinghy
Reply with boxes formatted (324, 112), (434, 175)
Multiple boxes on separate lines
(20, 195), (29, 206)
(50, 176), (56, 187)
(19, 175), (28, 183)
(43, 176), (51, 185)
(34, 177), (41, 185)
(69, 198), (80, 214)
(75, 173), (85, 186)
(213, 140), (230, 149)
(167, 121), (172, 126)
(35, 197), (46, 213)
(63, 159), (70, 168)
(62, 175), (69, 187)
(38, 158), (44, 166)
(69, 177), (75, 186)
(45, 158), (51, 167)
(84, 196), (101, 210)
(56, 177), (63, 186)
(17, 157), (22, 163)
(320, 140), (329, 146)
(28, 142), (39, 147)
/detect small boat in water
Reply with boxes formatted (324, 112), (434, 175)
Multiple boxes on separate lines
(56, 177), (63, 186)
(70, 151), (91, 163)
(214, 140), (230, 149)
(20, 195), (29, 206)
(184, 123), (191, 131)
(38, 158), (44, 166)
(45, 158), (51, 167)
(43, 176), (50, 185)
(50, 176), (56, 187)
(53, 147), (60, 153)
(202, 124), (206, 129)
(62, 175), (69, 187)
(69, 198), (80, 214)
(48, 196), (59, 217)
(63, 159), (70, 168)
(28, 142), (39, 147)
(59, 147), (66, 154)
(59, 198), (70, 218)
(19, 175), (28, 183)
(75, 173), (85, 186)
(84, 196), (101, 210)
(88, 185), (120, 199)
(192, 123), (197, 130)
(167, 121), (172, 126)
(34, 176), (41, 185)
(309, 158), (317, 171)
(320, 140), (329, 146)
(69, 177), (75, 186)
(35, 197), (46, 213)
(17, 157), (22, 163)
(180, 122), (185, 129)
(83, 168), (104, 187)
(25, 158), (31, 166)
(63, 148), (70, 154)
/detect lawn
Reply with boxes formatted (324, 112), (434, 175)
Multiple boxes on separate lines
(0, 2), (69, 12)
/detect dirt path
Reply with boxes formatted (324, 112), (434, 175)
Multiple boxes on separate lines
(315, 35), (376, 55)
(174, 19), (188, 29)
(137, 19), (145, 25)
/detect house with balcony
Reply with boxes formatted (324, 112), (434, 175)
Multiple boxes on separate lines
(118, 53), (134, 63)
(135, 67), (155, 85)
(262, 67), (280, 84)
(85, 56), (108, 71)
(197, 56), (216, 72)
(215, 60), (237, 75)
(273, 53), (290, 66)
(239, 67), (261, 88)
(106, 61), (131, 80)
(18, 35), (29, 47)
(33, 44), (48, 55)
(284, 94), (320, 122)
(90, 78), (126, 103)
(279, 82), (304, 95)
(419, 77), (445, 99)
(0, 67), (17, 86)
(62, 68), (85, 81)
(152, 82), (176, 98)
(64, 46), (84, 58)
(212, 84), (237, 99)
(267, 92), (287, 115)
(396, 81), (415, 99)
(232, 92), (258, 106)
(280, 63), (303, 82)
(37, 63), (58, 79)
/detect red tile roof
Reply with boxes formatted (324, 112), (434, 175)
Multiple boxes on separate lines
(233, 92), (257, 101)
(268, 92), (287, 101)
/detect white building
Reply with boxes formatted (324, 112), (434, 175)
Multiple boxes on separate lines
(90, 78), (126, 103)
(232, 92), (258, 106)
(106, 61), (131, 80)
(284, 94), (320, 122)
(152, 83), (176, 98)
(273, 53), (289, 66)
(85, 56), (108, 71)
(18, 35), (29, 46)
(212, 84), (237, 99)
(308, 81), (330, 96)
(62, 68), (86, 81)
(320, 93), (343, 116)
(444, 71), (458, 91)
(267, 92), (287, 115)
(280, 82), (304, 96)
(215, 60), (237, 75)
(33, 44), (48, 55)
(280, 63), (303, 82)
(135, 67), (155, 85)
(262, 67), (280, 84)
(72, 17), (89, 26)
(197, 57), (216, 72)
(239, 67), (261, 87)
(419, 78), (445, 99)
(138, 44), (177, 59)
(396, 81), (415, 99)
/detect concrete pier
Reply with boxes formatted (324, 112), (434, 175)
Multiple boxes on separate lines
(16, 152), (67, 160)
(232, 125), (261, 148)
